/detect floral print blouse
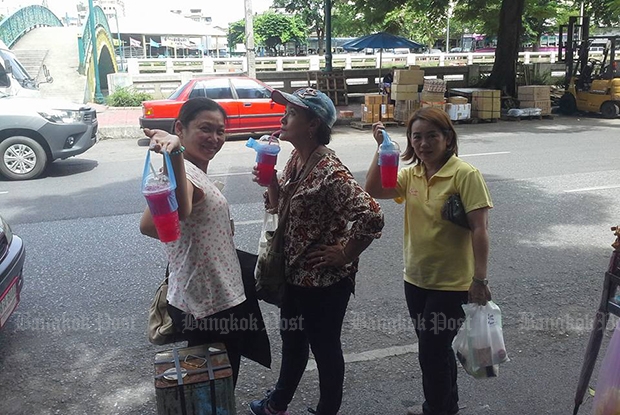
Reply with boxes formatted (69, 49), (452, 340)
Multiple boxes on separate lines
(266, 148), (384, 289)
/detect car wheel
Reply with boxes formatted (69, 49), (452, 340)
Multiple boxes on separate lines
(0, 136), (48, 180)
(600, 101), (620, 119)
(559, 93), (577, 115)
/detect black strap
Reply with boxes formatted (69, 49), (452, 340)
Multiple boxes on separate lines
(173, 348), (188, 415)
(205, 347), (217, 415)
(273, 146), (333, 243)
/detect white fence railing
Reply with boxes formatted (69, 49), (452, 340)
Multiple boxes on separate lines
(122, 51), (582, 76)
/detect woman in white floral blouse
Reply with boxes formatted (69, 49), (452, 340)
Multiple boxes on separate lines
(249, 88), (385, 415)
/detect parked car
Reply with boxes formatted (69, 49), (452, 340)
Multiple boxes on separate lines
(0, 213), (24, 330)
(0, 92), (99, 180)
(139, 76), (286, 134)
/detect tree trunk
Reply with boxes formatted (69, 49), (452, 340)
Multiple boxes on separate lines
(317, 27), (324, 56)
(483, 0), (525, 98)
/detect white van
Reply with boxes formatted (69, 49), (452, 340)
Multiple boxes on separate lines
(0, 40), (52, 97)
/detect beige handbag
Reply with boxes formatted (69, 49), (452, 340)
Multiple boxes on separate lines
(148, 266), (177, 345)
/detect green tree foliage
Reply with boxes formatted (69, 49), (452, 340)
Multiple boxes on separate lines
(227, 20), (246, 52)
(254, 12), (306, 56)
(273, 0), (326, 55)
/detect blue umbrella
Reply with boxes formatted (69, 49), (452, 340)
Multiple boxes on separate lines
(343, 32), (423, 86)
(342, 32), (423, 51)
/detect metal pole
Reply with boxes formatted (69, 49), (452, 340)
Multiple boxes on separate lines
(245, 0), (256, 77)
(324, 0), (332, 72)
(446, 17), (450, 52)
(114, 9), (123, 72)
(88, 0), (104, 103)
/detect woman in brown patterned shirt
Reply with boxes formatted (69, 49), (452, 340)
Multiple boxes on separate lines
(249, 88), (384, 415)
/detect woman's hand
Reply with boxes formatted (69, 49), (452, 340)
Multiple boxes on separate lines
(307, 244), (349, 268)
(251, 166), (278, 187)
(144, 128), (181, 153)
(468, 280), (492, 305)
(372, 122), (386, 145)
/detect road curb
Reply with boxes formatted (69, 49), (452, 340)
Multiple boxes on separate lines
(98, 126), (144, 140)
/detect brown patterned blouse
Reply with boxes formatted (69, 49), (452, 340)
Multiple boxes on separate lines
(265, 148), (384, 288)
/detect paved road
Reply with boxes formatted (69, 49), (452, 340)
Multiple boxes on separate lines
(1, 116), (619, 415)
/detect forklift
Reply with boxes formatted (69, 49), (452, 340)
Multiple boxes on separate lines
(558, 16), (620, 118)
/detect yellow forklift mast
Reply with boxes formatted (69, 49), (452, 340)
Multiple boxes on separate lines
(558, 16), (620, 118)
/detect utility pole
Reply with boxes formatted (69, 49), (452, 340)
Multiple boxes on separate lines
(324, 0), (332, 72)
(244, 0), (256, 78)
(88, 0), (104, 103)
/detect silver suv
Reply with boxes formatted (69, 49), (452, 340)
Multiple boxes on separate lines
(0, 92), (98, 180)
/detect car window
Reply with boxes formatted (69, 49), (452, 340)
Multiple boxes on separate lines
(231, 78), (271, 99)
(189, 79), (233, 100)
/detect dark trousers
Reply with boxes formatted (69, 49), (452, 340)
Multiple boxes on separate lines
(168, 303), (243, 387)
(269, 278), (351, 415)
(404, 281), (468, 415)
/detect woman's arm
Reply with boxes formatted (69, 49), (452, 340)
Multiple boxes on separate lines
(467, 207), (492, 305)
(140, 207), (159, 239)
(365, 122), (401, 200)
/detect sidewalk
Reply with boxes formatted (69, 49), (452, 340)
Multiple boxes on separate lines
(91, 97), (365, 140)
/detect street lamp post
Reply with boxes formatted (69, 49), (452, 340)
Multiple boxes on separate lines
(446, 1), (455, 52)
(88, 0), (104, 103)
(114, 8), (124, 72)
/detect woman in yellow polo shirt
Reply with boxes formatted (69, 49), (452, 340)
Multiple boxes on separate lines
(365, 107), (493, 415)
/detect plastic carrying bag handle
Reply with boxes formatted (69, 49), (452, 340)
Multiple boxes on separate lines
(141, 150), (177, 191)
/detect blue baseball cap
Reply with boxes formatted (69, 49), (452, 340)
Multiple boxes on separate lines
(271, 87), (337, 129)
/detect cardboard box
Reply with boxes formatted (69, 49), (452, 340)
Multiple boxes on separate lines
(472, 90), (501, 99)
(394, 69), (425, 85)
(519, 99), (551, 115)
(518, 85), (550, 101)
(408, 65), (421, 70)
(393, 91), (419, 101)
(420, 91), (446, 102)
(361, 104), (381, 123)
(380, 104), (395, 121)
(392, 84), (418, 93)
(448, 96), (469, 105)
(421, 101), (446, 111)
(422, 79), (447, 93)
(445, 103), (471, 120)
(472, 96), (501, 112)
(394, 100), (420, 122)
(475, 109), (500, 119)
(365, 94), (388, 106)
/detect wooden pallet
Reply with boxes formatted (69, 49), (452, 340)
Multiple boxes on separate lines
(501, 114), (555, 121)
(350, 121), (399, 130)
(451, 117), (499, 125)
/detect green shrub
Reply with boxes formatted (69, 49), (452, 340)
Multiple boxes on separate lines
(106, 87), (153, 107)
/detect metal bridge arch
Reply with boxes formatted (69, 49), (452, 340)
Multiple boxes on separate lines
(0, 5), (63, 47)
(79, 6), (118, 102)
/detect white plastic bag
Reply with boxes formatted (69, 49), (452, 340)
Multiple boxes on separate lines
(452, 301), (509, 378)
(256, 211), (278, 263)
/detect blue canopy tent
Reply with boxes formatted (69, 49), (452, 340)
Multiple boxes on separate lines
(343, 32), (423, 87)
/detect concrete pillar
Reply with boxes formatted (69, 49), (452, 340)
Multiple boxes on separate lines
(439, 53), (445, 67)
(202, 57), (215, 73)
(127, 58), (139, 74)
(309, 56), (320, 71)
(180, 72), (192, 85)
(407, 54), (416, 66)
(241, 58), (248, 73)
(345, 56), (352, 70)
(166, 58), (174, 74)
(550, 52), (556, 64)
(276, 58), (284, 72)
(107, 72), (133, 94)
(524, 52), (531, 64)
(467, 53), (473, 66)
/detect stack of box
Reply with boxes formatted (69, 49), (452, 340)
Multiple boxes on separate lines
(361, 95), (386, 123)
(518, 85), (551, 115)
(471, 90), (501, 120)
(445, 96), (471, 121)
(393, 67), (425, 122)
(420, 78), (446, 111)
